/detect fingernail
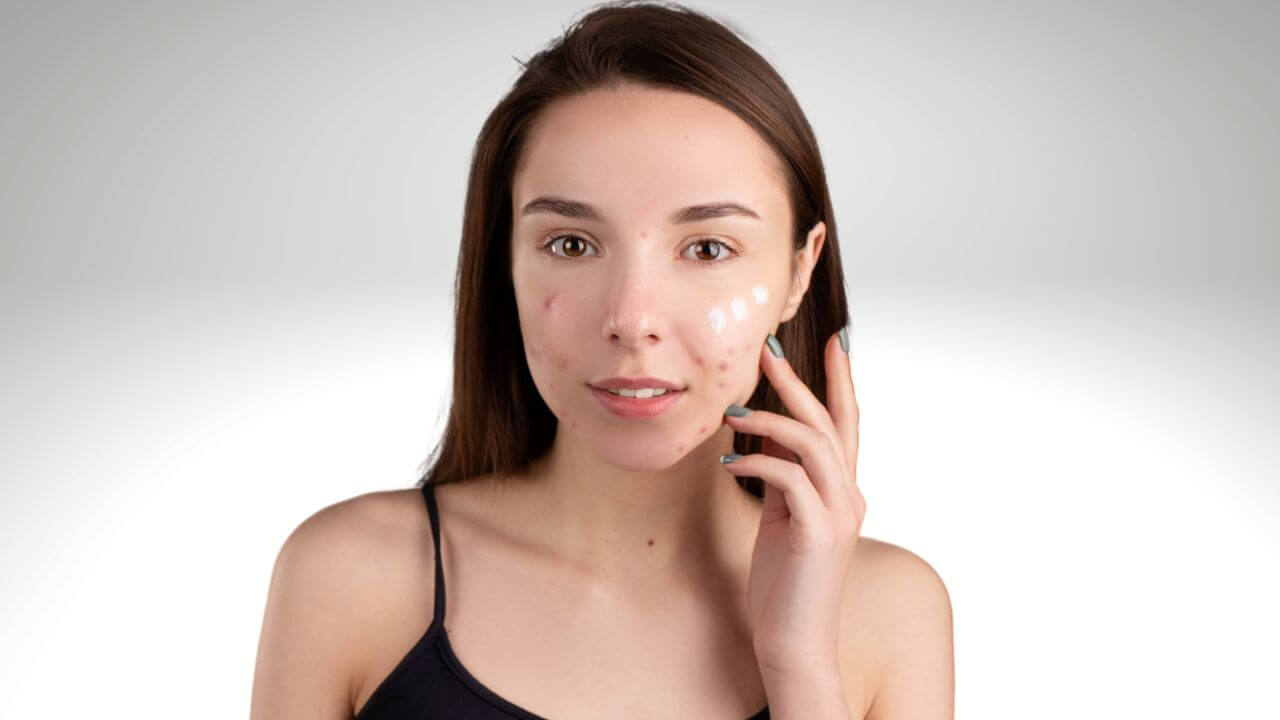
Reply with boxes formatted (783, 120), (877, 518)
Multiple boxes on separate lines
(838, 326), (849, 354)
(724, 404), (752, 417)
(720, 453), (742, 464)
(765, 333), (784, 359)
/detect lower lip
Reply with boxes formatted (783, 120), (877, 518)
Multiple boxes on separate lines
(589, 386), (685, 419)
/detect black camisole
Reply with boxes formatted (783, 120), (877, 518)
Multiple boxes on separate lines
(353, 481), (771, 719)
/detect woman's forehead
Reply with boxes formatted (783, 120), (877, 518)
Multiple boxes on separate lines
(513, 87), (789, 227)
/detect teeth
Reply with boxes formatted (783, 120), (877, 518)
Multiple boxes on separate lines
(607, 387), (669, 398)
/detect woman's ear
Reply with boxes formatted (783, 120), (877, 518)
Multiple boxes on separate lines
(779, 221), (827, 323)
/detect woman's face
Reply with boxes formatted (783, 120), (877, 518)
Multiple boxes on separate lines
(510, 84), (822, 471)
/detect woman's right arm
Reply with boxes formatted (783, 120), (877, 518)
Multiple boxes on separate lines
(249, 502), (370, 719)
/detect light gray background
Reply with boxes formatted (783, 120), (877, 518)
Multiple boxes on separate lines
(2, 1), (1276, 717)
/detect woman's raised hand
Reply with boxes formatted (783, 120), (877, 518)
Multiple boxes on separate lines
(720, 327), (864, 675)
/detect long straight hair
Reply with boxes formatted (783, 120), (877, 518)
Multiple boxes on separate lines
(418, 1), (849, 499)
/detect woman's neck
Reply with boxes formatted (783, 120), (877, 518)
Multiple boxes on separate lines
(507, 422), (760, 593)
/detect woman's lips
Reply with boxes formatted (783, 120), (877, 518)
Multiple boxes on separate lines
(589, 385), (684, 419)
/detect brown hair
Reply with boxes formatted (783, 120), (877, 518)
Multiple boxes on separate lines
(417, 0), (849, 499)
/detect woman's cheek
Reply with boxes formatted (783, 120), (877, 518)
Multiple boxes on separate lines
(523, 291), (579, 417)
(698, 283), (774, 394)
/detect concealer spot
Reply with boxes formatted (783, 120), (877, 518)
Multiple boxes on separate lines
(752, 285), (769, 305)
(707, 307), (727, 333)
(730, 296), (748, 321)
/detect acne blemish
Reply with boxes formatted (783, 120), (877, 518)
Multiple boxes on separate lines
(693, 355), (704, 366)
(752, 285), (769, 305)
(543, 294), (560, 313)
(717, 360), (729, 371)
(698, 425), (707, 434)
(647, 539), (655, 546)
(707, 306), (727, 333)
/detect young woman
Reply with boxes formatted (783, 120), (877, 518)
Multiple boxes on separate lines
(250, 3), (953, 718)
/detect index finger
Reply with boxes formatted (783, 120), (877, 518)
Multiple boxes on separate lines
(826, 324), (858, 481)
(759, 331), (844, 469)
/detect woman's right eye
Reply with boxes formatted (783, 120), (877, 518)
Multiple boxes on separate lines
(541, 233), (598, 261)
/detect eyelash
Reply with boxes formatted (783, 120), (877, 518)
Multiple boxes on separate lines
(538, 233), (740, 265)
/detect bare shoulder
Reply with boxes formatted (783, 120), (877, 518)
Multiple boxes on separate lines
(250, 488), (435, 719)
(840, 536), (955, 720)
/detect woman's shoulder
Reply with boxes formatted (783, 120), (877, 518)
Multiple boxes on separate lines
(280, 487), (436, 570)
(281, 477), (513, 565)
(846, 536), (949, 592)
(839, 537), (953, 718)
(843, 536), (950, 635)
(268, 487), (441, 712)
(275, 485), (442, 603)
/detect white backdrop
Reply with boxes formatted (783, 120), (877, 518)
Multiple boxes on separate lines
(2, 1), (1276, 717)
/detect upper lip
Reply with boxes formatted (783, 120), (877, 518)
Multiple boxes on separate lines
(590, 376), (685, 391)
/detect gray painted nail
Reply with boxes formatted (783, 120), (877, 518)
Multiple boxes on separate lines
(725, 404), (752, 417)
(720, 453), (743, 464)
(765, 333), (784, 359)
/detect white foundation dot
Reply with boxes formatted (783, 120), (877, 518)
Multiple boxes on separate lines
(730, 296), (749, 320)
(752, 285), (769, 305)
(707, 306), (727, 333)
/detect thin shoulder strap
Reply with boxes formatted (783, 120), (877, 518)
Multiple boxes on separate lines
(421, 482), (446, 625)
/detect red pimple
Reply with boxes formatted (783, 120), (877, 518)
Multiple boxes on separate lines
(717, 381), (727, 389)
(717, 360), (729, 371)
(693, 355), (704, 366)
(698, 425), (707, 434)
(677, 443), (685, 453)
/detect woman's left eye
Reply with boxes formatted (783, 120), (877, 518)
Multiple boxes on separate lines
(683, 238), (739, 264)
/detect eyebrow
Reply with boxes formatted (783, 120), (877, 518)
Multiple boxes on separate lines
(519, 196), (762, 224)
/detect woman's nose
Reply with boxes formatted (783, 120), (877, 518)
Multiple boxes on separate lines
(600, 258), (670, 348)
